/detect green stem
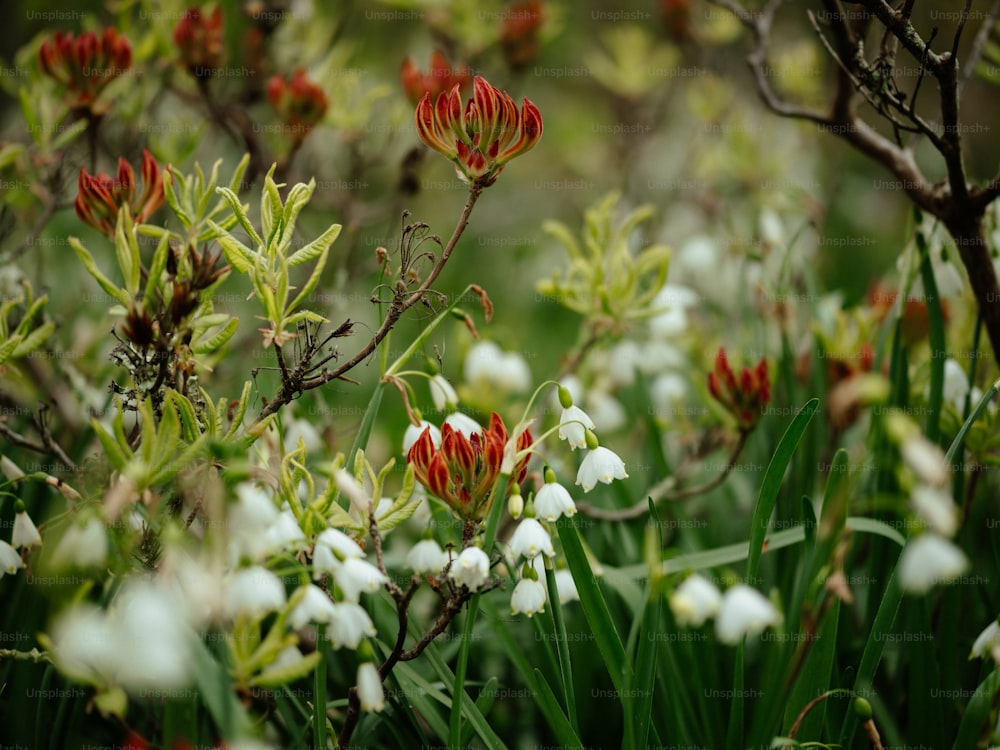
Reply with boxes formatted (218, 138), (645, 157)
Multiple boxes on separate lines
(314, 624), (328, 750)
(449, 472), (511, 748)
(545, 562), (578, 732)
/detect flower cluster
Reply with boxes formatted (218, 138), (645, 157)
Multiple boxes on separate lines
(267, 69), (329, 138)
(707, 347), (770, 431)
(173, 5), (225, 78)
(670, 574), (781, 645)
(75, 149), (165, 235)
(39, 28), (132, 113)
(415, 75), (542, 187)
(400, 50), (470, 104)
(408, 411), (532, 522)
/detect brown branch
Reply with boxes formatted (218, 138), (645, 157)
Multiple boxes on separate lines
(256, 186), (483, 422)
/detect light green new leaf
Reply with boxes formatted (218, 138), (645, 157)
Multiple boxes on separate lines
(214, 186), (262, 247)
(70, 238), (129, 305)
(209, 223), (255, 274)
(192, 317), (239, 355)
(287, 223), (342, 267)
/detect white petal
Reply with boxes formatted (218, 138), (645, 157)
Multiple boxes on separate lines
(898, 534), (968, 594)
(357, 661), (385, 712)
(671, 574), (722, 627)
(510, 578), (547, 617)
(715, 584), (781, 645)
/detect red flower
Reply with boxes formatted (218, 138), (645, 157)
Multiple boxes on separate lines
(415, 76), (542, 188)
(75, 149), (165, 235)
(500, 0), (545, 71)
(267, 69), (328, 138)
(707, 348), (770, 431)
(400, 50), (470, 105)
(39, 28), (132, 112)
(173, 5), (225, 78)
(407, 413), (532, 522)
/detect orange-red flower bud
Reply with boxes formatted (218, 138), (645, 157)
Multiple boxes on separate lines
(707, 347), (771, 431)
(75, 149), (165, 236)
(173, 5), (225, 78)
(267, 69), (328, 138)
(500, 0), (544, 71)
(400, 50), (470, 105)
(415, 76), (542, 188)
(39, 28), (132, 112)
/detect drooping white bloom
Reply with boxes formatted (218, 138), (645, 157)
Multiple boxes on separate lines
(649, 284), (698, 339)
(262, 646), (306, 678)
(511, 578), (547, 617)
(265, 510), (307, 553)
(225, 566), (287, 618)
(533, 481), (577, 522)
(51, 517), (108, 569)
(12, 510), (41, 548)
(284, 416), (322, 455)
(161, 547), (225, 626)
(444, 411), (482, 439)
(900, 435), (949, 487)
(289, 584), (338, 629)
(327, 602), (376, 649)
(448, 546), (490, 591)
(334, 468), (372, 517)
(464, 340), (532, 393)
(112, 582), (193, 689)
(229, 482), (279, 560)
(606, 340), (643, 387)
(586, 390), (627, 433)
(670, 574), (723, 627)
(406, 539), (449, 575)
(357, 661), (386, 712)
(715, 584), (782, 645)
(554, 569), (579, 604)
(558, 405), (594, 450)
(943, 358), (970, 412)
(970, 618), (1000, 660)
(403, 420), (441, 454)
(334, 557), (388, 603)
(650, 373), (687, 417)
(576, 447), (629, 492)
(508, 518), (555, 560)
(898, 534), (969, 594)
(316, 528), (365, 560)
(910, 485), (959, 537)
(49, 603), (120, 685)
(429, 374), (459, 411)
(0, 539), (23, 576)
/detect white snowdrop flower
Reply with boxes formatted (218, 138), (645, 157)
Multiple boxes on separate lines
(289, 584), (338, 629)
(759, 207), (785, 249)
(943, 358), (970, 411)
(316, 527), (365, 560)
(265, 510), (307, 552)
(970, 619), (1000, 660)
(51, 517), (107, 569)
(607, 340), (643, 387)
(901, 435), (949, 487)
(649, 284), (698, 339)
(558, 405), (594, 450)
(670, 574), (722, 627)
(327, 602), (377, 650)
(576, 446), (629, 493)
(334, 557), (388, 603)
(554, 569), (579, 604)
(444, 411), (482, 439)
(406, 539), (449, 575)
(429, 374), (458, 411)
(0, 540), (24, 576)
(911, 485), (959, 537)
(637, 342), (685, 375)
(898, 534), (969, 594)
(403, 420), (441, 454)
(511, 578), (547, 617)
(312, 543), (340, 580)
(284, 417), (322, 455)
(533, 481), (577, 522)
(508, 518), (555, 561)
(675, 235), (720, 289)
(334, 469), (372, 518)
(448, 547), (490, 591)
(465, 341), (532, 393)
(225, 566), (287, 618)
(113, 582), (192, 690)
(357, 661), (386, 712)
(12, 509), (41, 549)
(49, 603), (120, 684)
(587, 390), (627, 433)
(233, 483), (279, 528)
(650, 373), (687, 416)
(715, 584), (782, 645)
(161, 548), (225, 627)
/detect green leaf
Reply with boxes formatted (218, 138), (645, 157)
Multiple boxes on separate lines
(261, 170), (283, 250)
(11, 321), (54, 358)
(286, 240), (331, 315)
(193, 317), (239, 354)
(946, 376), (1000, 464)
(531, 668), (586, 748)
(747, 398), (819, 584)
(214, 187), (262, 247)
(287, 223), (342, 267)
(92, 418), (130, 472)
(225, 381), (253, 440)
(557, 517), (629, 694)
(50, 118), (88, 152)
(69, 237), (129, 305)
(248, 651), (321, 688)
(210, 224), (255, 274)
(145, 235), (172, 307)
(188, 632), (253, 738)
(953, 668), (1000, 750)
(165, 390), (203, 442)
(114, 205), (141, 296)
(917, 231), (945, 442)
